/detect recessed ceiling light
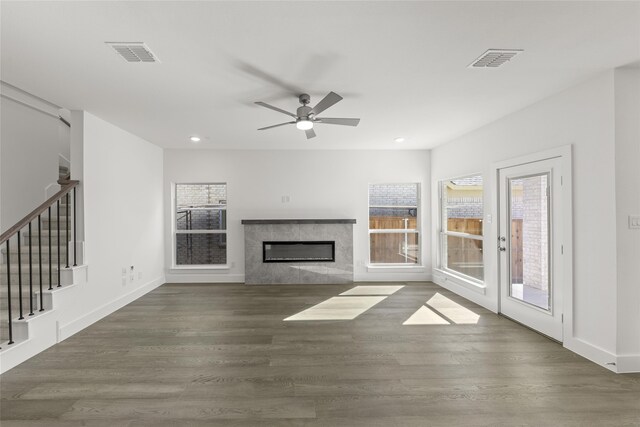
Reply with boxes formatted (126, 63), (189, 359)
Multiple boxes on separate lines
(394, 137), (405, 143)
(190, 136), (201, 143)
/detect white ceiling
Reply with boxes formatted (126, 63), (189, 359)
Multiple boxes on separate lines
(2, 1), (639, 150)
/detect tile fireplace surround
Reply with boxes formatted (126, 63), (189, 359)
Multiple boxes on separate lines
(241, 219), (356, 284)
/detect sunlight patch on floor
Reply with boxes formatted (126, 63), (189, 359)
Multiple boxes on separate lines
(339, 285), (404, 296)
(284, 296), (387, 321)
(403, 292), (480, 325)
(426, 293), (480, 324)
(402, 305), (450, 325)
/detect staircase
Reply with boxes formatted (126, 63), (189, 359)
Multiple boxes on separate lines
(0, 176), (79, 357)
(0, 198), (71, 342)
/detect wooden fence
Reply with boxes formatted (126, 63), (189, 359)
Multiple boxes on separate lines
(368, 216), (523, 278)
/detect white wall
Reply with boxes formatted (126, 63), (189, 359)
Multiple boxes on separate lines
(0, 95), (69, 232)
(614, 68), (640, 369)
(431, 72), (619, 365)
(56, 112), (165, 338)
(164, 150), (431, 283)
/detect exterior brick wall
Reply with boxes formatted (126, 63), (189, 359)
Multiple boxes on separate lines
(176, 184), (227, 265)
(369, 183), (418, 217)
(445, 197), (483, 218)
(522, 176), (548, 291)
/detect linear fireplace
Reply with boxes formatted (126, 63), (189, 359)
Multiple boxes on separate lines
(263, 241), (335, 263)
(242, 219), (355, 284)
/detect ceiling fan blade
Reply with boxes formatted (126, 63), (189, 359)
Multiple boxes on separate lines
(237, 60), (303, 94)
(255, 102), (297, 118)
(315, 118), (360, 127)
(309, 91), (343, 116)
(257, 121), (296, 130)
(305, 128), (316, 139)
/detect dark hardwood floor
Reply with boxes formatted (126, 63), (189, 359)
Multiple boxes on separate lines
(1, 282), (639, 426)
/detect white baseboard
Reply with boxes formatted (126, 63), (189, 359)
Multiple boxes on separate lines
(432, 272), (497, 313)
(165, 273), (245, 283)
(58, 276), (165, 341)
(354, 272), (432, 282)
(563, 336), (618, 372)
(616, 354), (640, 373)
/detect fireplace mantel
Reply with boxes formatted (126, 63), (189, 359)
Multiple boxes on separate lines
(242, 219), (356, 225)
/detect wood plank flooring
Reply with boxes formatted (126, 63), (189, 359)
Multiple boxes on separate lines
(1, 282), (639, 426)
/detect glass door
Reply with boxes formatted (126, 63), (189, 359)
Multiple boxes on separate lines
(498, 158), (563, 341)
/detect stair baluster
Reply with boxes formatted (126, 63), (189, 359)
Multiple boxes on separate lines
(57, 199), (61, 288)
(65, 193), (70, 269)
(6, 240), (14, 344)
(28, 222), (34, 316)
(73, 187), (77, 267)
(17, 231), (23, 320)
(38, 215), (44, 312)
(48, 206), (52, 290)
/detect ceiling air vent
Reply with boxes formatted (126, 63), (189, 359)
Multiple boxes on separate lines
(106, 42), (159, 63)
(469, 49), (522, 68)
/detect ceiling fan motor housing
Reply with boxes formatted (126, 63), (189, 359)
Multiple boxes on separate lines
(298, 93), (311, 105)
(297, 105), (312, 120)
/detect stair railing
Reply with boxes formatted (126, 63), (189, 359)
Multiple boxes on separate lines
(0, 178), (79, 346)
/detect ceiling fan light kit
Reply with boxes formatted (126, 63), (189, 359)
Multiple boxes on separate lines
(296, 119), (313, 130)
(255, 92), (360, 139)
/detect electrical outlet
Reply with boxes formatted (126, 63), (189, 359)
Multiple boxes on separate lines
(281, 195), (290, 203)
(230, 261), (235, 268)
(121, 277), (127, 286)
(121, 267), (127, 275)
(629, 215), (640, 229)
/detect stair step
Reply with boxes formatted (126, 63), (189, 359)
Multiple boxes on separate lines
(18, 231), (68, 246)
(1, 247), (67, 264)
(24, 230), (68, 237)
(0, 277), (59, 287)
(2, 246), (63, 255)
(2, 257), (67, 267)
(42, 214), (72, 222)
(40, 219), (71, 229)
(0, 265), (63, 276)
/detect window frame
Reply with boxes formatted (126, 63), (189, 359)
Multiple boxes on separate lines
(172, 182), (228, 269)
(439, 174), (484, 283)
(368, 182), (421, 266)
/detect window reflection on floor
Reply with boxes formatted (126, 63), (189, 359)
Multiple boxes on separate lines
(403, 292), (480, 325)
(284, 287), (480, 325)
(284, 285), (405, 321)
(403, 305), (451, 325)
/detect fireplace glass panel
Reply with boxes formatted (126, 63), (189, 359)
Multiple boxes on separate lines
(263, 241), (335, 262)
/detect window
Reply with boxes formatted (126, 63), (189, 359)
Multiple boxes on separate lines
(368, 183), (420, 265)
(174, 183), (227, 266)
(440, 175), (484, 281)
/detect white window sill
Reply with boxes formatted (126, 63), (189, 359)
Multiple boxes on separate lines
(433, 268), (486, 294)
(170, 265), (230, 272)
(367, 265), (426, 273)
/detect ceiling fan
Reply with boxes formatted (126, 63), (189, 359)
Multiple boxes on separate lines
(255, 92), (360, 139)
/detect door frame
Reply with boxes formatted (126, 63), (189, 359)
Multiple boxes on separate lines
(490, 145), (573, 342)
